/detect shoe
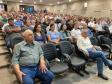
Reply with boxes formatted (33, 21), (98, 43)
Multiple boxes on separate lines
(98, 74), (109, 80)
(108, 65), (112, 70)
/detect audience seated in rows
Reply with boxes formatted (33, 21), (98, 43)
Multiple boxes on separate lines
(0, 11), (112, 82)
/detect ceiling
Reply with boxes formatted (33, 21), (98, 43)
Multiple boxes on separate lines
(2, 0), (79, 5)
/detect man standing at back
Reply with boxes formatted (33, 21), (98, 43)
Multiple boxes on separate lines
(12, 29), (54, 84)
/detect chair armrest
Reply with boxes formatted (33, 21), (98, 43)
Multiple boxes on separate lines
(79, 49), (89, 57)
(99, 44), (110, 49)
(61, 53), (71, 63)
(44, 59), (50, 69)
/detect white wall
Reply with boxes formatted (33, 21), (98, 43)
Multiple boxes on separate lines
(7, 2), (47, 12)
(6, 0), (112, 17)
(46, 0), (112, 17)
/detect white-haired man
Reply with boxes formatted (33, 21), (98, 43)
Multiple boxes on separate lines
(12, 29), (54, 84)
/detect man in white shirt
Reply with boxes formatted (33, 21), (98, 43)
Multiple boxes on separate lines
(88, 19), (95, 28)
(77, 29), (112, 80)
(71, 21), (81, 43)
(95, 21), (103, 32)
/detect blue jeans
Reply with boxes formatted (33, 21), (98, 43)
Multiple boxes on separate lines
(88, 51), (111, 74)
(20, 65), (54, 84)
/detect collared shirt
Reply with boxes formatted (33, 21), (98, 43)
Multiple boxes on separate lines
(95, 23), (103, 31)
(88, 21), (95, 28)
(4, 25), (17, 36)
(47, 31), (60, 42)
(77, 36), (93, 54)
(12, 41), (44, 66)
(71, 28), (81, 39)
(15, 20), (23, 27)
(60, 30), (71, 40)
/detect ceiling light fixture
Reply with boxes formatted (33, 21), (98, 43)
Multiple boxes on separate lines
(57, 2), (60, 4)
(40, 0), (43, 3)
(84, 2), (88, 7)
(0, 0), (3, 3)
(34, 1), (36, 4)
(20, 0), (23, 3)
(69, 0), (72, 2)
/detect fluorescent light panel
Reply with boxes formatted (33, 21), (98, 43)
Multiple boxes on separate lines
(69, 0), (72, 2)
(84, 2), (88, 7)
(20, 0), (23, 3)
(57, 2), (60, 4)
(40, 0), (43, 2)
(0, 0), (3, 3)
(34, 1), (36, 4)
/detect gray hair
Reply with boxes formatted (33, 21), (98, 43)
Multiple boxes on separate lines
(22, 29), (33, 37)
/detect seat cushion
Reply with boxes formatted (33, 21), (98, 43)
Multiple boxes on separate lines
(70, 56), (86, 67)
(49, 61), (68, 75)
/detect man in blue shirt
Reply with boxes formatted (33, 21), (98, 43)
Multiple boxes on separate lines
(15, 16), (24, 27)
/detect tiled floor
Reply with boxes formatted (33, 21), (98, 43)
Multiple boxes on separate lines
(52, 66), (112, 84)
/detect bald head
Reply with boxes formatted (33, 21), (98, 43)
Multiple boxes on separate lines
(23, 29), (34, 43)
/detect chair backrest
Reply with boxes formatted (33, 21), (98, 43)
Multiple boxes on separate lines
(41, 43), (57, 61)
(100, 36), (111, 46)
(59, 41), (73, 55)
(102, 25), (109, 32)
(96, 35), (104, 44)
(90, 37), (99, 45)
(11, 36), (24, 49)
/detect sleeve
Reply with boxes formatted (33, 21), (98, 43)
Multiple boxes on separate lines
(47, 31), (51, 36)
(11, 44), (21, 65)
(38, 44), (44, 58)
(60, 31), (63, 40)
(3, 25), (9, 32)
(57, 31), (60, 37)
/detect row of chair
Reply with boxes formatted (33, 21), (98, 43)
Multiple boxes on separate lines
(90, 35), (112, 58)
(3, 31), (112, 77)
(2, 32), (88, 76)
(41, 41), (89, 76)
